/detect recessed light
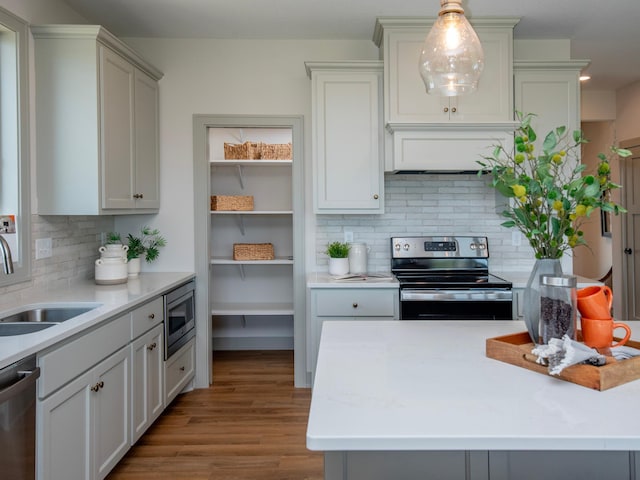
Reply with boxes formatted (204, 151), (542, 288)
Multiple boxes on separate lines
(579, 75), (591, 82)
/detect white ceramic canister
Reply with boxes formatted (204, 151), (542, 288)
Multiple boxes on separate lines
(95, 257), (128, 285)
(348, 242), (370, 275)
(99, 244), (129, 260)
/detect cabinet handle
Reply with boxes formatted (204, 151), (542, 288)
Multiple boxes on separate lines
(373, 194), (379, 200)
(451, 107), (457, 113)
(148, 342), (157, 351)
(133, 193), (144, 199)
(91, 383), (100, 392)
(443, 107), (449, 113)
(179, 366), (185, 371)
(149, 313), (155, 319)
(352, 303), (358, 308)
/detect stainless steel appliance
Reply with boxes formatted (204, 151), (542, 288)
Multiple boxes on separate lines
(391, 236), (513, 320)
(0, 355), (40, 480)
(164, 280), (196, 360)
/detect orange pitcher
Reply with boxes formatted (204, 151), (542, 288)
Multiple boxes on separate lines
(577, 285), (613, 319)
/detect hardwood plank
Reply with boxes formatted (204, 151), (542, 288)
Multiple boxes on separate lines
(107, 351), (322, 480)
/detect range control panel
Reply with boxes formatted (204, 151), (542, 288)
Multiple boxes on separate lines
(391, 236), (489, 259)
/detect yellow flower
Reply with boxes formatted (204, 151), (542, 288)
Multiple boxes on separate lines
(552, 154), (562, 164)
(575, 204), (587, 217)
(511, 185), (526, 198)
(552, 200), (563, 212)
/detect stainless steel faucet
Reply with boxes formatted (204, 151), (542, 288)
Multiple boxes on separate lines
(0, 234), (14, 274)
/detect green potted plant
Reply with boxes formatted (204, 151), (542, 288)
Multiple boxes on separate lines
(325, 241), (350, 276)
(99, 232), (128, 260)
(126, 226), (167, 277)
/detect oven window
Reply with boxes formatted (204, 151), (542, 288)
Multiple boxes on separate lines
(401, 299), (512, 320)
(168, 298), (194, 335)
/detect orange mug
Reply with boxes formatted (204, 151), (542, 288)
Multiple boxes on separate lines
(580, 316), (631, 349)
(577, 285), (613, 319)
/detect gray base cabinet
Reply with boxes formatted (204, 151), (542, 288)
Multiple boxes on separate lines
(325, 450), (638, 480)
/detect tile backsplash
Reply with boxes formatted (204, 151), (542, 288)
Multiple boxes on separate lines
(0, 215), (114, 306)
(315, 173), (536, 273)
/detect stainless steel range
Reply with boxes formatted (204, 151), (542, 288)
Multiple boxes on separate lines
(391, 236), (513, 320)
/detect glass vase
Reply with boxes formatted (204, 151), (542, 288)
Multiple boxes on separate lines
(523, 258), (563, 344)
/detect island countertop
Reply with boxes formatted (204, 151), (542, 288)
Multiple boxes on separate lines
(307, 320), (640, 452)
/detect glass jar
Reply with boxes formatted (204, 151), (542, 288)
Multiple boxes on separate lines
(539, 274), (577, 344)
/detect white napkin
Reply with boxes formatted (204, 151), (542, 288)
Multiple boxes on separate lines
(532, 335), (606, 375)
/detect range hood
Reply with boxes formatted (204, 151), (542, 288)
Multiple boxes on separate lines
(385, 122), (516, 174)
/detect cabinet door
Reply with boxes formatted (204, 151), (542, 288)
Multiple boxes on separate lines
(131, 324), (164, 444)
(100, 46), (135, 210)
(385, 28), (513, 124)
(134, 68), (160, 209)
(38, 371), (93, 480)
(312, 69), (384, 213)
(93, 347), (130, 480)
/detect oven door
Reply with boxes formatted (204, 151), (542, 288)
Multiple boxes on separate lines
(164, 282), (196, 360)
(400, 288), (513, 320)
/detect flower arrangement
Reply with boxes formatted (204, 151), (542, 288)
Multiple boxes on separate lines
(477, 112), (631, 259)
(126, 226), (166, 262)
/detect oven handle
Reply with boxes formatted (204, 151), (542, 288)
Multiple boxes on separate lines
(401, 289), (513, 302)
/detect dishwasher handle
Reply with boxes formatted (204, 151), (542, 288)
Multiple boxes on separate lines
(0, 367), (40, 404)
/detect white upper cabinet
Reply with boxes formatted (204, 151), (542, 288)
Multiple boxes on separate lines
(32, 25), (162, 215)
(374, 17), (518, 127)
(306, 62), (384, 213)
(373, 18), (519, 172)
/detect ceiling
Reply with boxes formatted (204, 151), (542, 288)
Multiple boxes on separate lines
(59, 0), (640, 91)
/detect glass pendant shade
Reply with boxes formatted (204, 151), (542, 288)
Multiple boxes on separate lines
(419, 1), (484, 96)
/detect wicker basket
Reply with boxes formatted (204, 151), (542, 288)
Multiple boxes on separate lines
(233, 243), (275, 261)
(223, 141), (260, 160)
(210, 195), (254, 211)
(259, 142), (292, 160)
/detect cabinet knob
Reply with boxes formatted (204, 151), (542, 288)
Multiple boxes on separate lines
(148, 342), (157, 351)
(624, 248), (633, 255)
(443, 107), (449, 113)
(179, 366), (185, 371)
(149, 313), (155, 319)
(373, 194), (379, 200)
(451, 107), (457, 113)
(99, 381), (104, 389)
(133, 193), (144, 199)
(352, 303), (358, 308)
(91, 383), (100, 392)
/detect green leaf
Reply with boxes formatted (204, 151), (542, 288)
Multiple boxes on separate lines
(555, 126), (566, 137)
(542, 131), (557, 153)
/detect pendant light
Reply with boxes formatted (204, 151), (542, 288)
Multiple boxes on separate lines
(418, 0), (484, 96)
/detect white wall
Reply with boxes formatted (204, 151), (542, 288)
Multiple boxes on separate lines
(117, 38), (379, 274)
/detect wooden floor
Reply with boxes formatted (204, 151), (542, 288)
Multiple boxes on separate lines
(107, 350), (323, 480)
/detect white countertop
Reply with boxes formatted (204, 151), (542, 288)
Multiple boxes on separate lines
(307, 272), (398, 288)
(307, 320), (640, 452)
(0, 272), (194, 370)
(307, 272), (599, 289)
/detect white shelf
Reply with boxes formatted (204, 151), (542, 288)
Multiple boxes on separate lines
(210, 160), (292, 166)
(210, 256), (293, 265)
(210, 210), (293, 215)
(211, 302), (294, 316)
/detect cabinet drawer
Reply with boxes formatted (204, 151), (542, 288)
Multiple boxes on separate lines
(314, 289), (397, 317)
(38, 313), (130, 398)
(131, 297), (164, 339)
(164, 338), (195, 404)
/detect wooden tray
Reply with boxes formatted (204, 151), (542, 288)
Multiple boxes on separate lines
(486, 331), (640, 391)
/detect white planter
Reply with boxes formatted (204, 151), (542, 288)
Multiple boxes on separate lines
(127, 257), (141, 277)
(328, 257), (349, 276)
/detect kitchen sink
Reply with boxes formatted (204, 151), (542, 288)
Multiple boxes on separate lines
(0, 306), (97, 324)
(0, 322), (57, 336)
(0, 305), (100, 336)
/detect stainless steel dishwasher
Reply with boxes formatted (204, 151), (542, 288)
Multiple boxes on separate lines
(0, 355), (40, 480)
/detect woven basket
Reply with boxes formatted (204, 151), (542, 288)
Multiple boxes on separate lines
(210, 195), (254, 211)
(223, 141), (260, 160)
(233, 243), (275, 261)
(259, 142), (292, 160)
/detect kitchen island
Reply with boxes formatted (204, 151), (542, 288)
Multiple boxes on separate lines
(307, 320), (640, 480)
